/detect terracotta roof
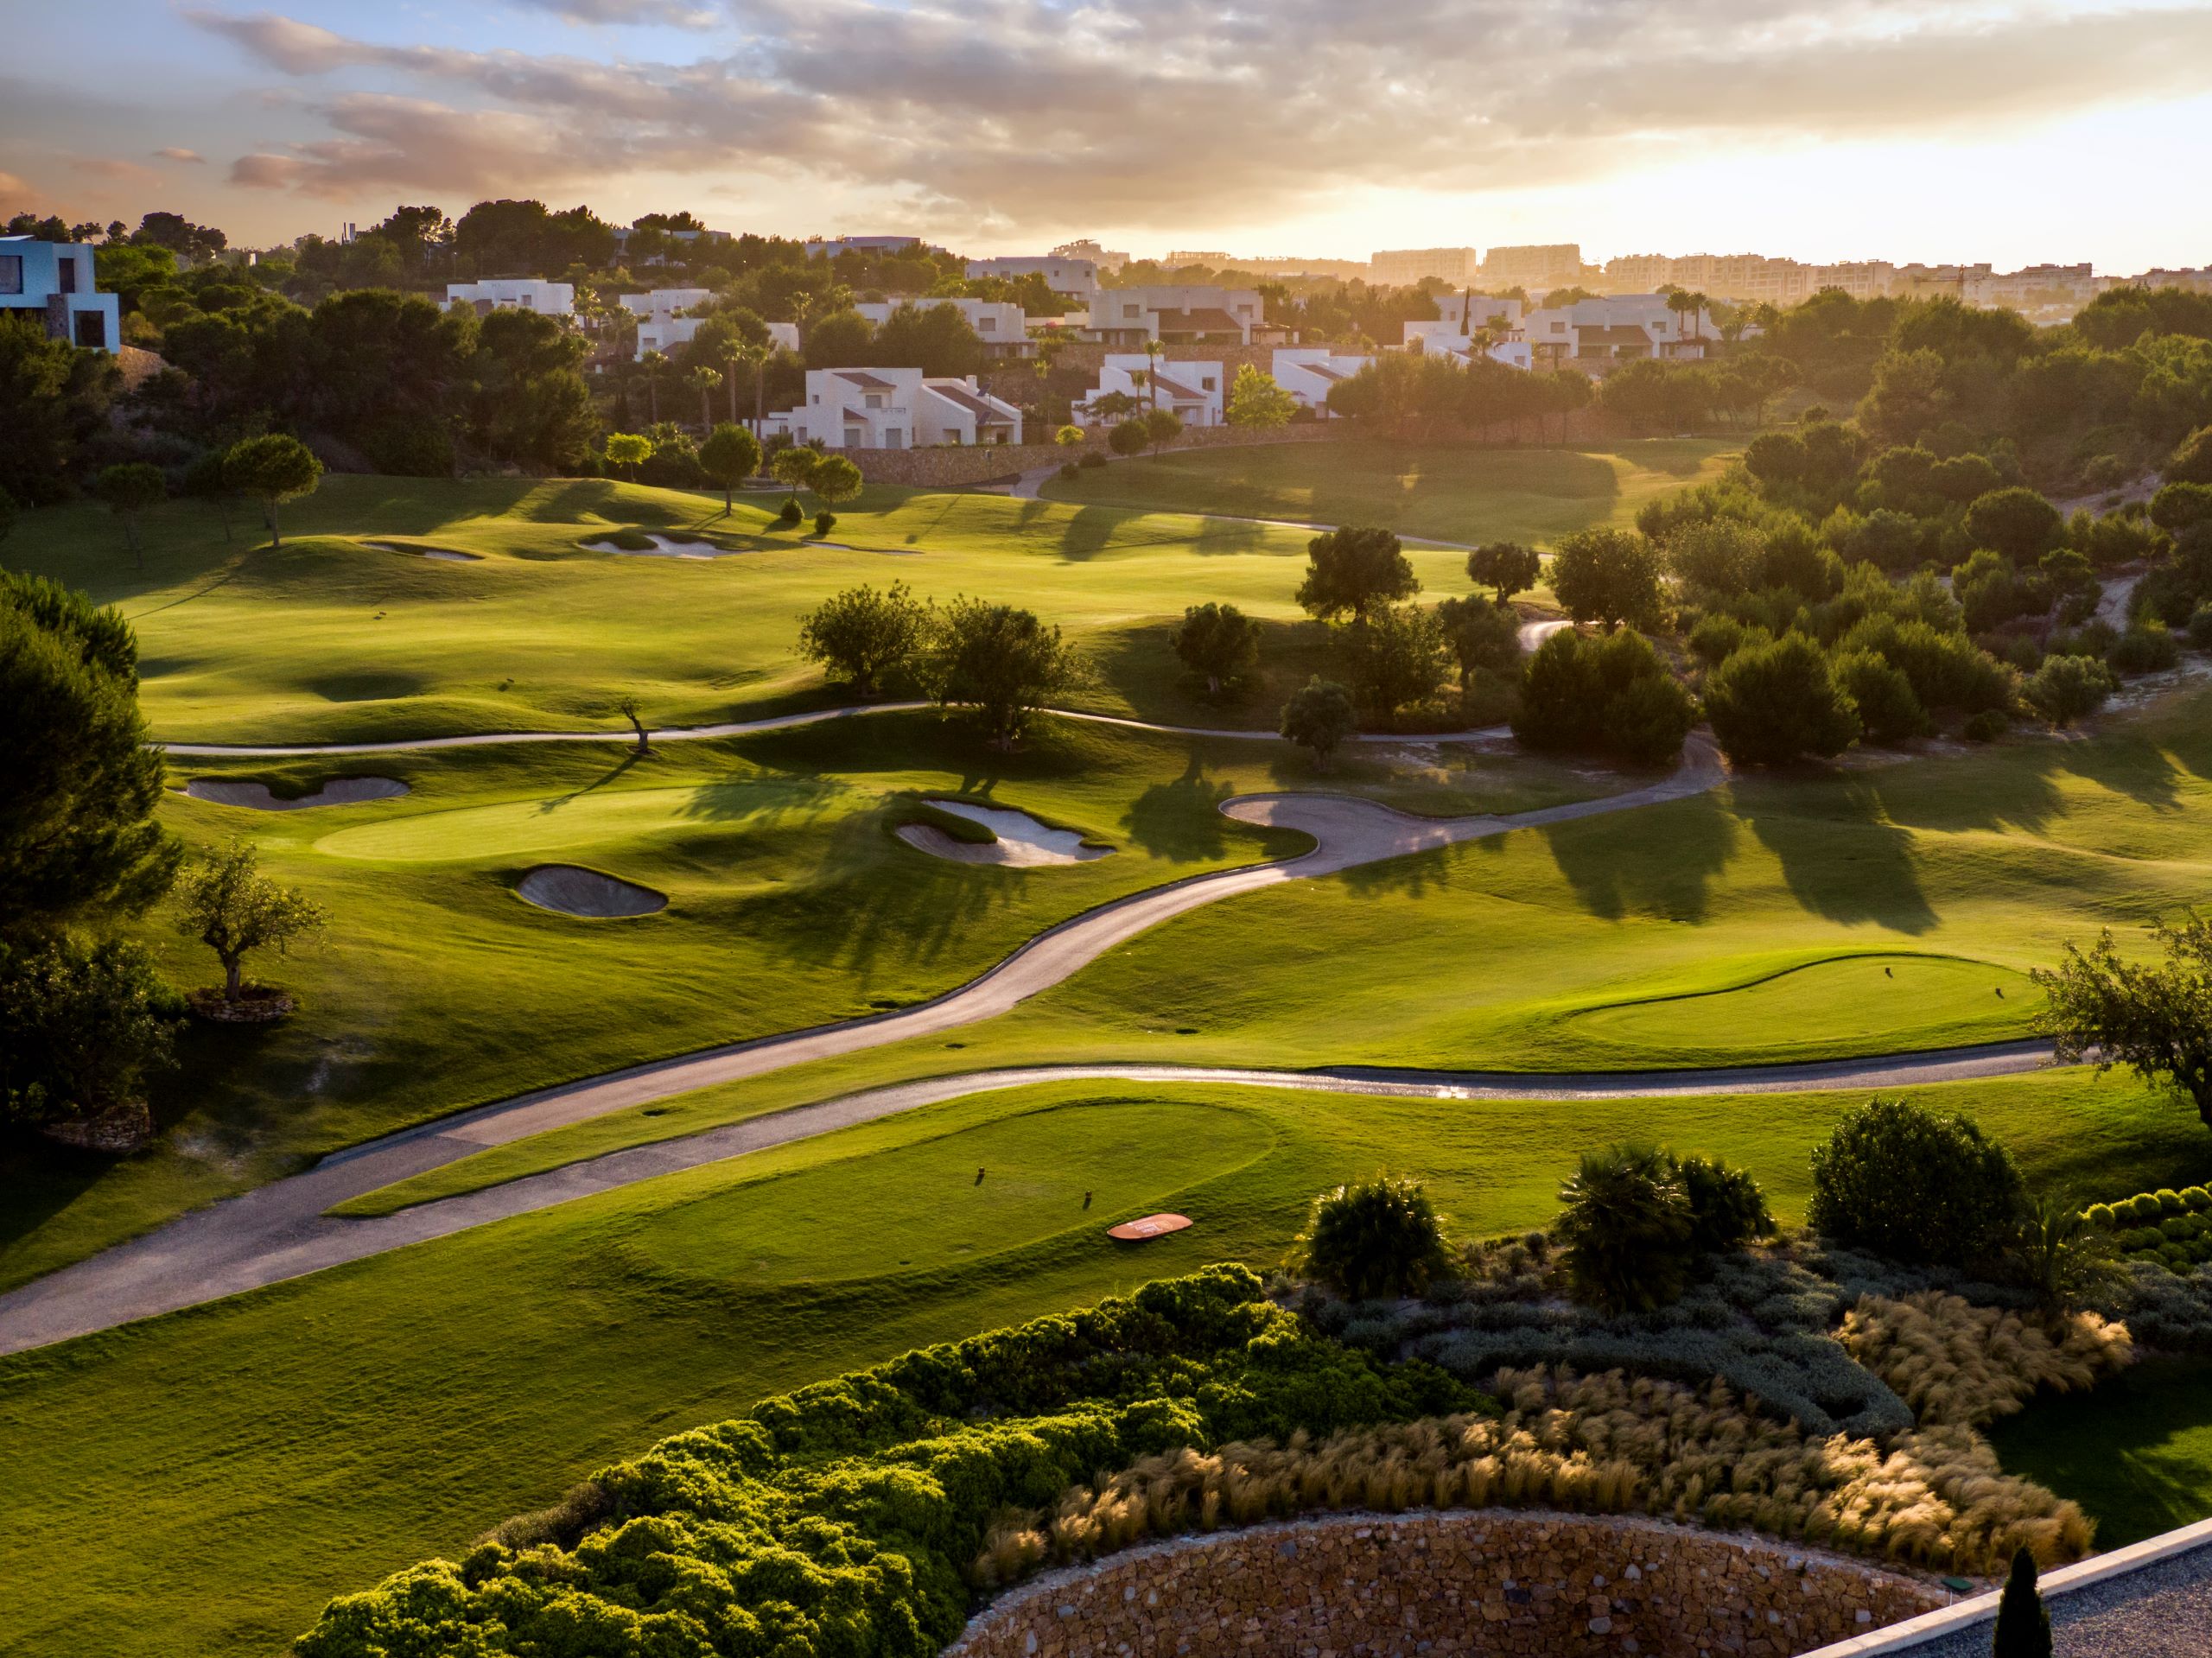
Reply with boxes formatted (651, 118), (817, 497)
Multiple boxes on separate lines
(836, 370), (896, 389)
(925, 380), (1010, 421)
(1298, 361), (1348, 381)
(1580, 324), (1655, 346)
(1150, 372), (1206, 399)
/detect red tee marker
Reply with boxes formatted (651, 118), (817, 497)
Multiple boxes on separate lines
(1107, 1213), (1193, 1242)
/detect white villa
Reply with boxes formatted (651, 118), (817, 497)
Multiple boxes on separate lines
(447, 278), (575, 317)
(1072, 353), (1225, 429)
(965, 255), (1099, 296)
(1520, 294), (1712, 365)
(853, 297), (1031, 357)
(1402, 322), (1535, 372)
(765, 368), (1023, 449)
(1084, 285), (1265, 347)
(1271, 348), (1370, 416)
(0, 236), (119, 353)
(624, 289), (799, 359)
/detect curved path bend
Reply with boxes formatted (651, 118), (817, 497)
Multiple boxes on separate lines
(0, 739), (2058, 1356)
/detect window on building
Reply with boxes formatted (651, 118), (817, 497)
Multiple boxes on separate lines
(1201, 378), (1215, 391)
(866, 393), (884, 409)
(0, 255), (20, 295)
(1122, 303), (1139, 319)
(977, 316), (996, 332)
(519, 294), (534, 308)
(885, 428), (903, 448)
(73, 310), (106, 349)
(58, 256), (79, 295)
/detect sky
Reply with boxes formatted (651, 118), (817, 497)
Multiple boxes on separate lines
(3, 0), (2210, 271)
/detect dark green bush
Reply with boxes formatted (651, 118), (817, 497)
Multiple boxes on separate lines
(1292, 1176), (1452, 1299)
(1703, 632), (1861, 765)
(1513, 628), (1695, 765)
(1834, 649), (1929, 742)
(1963, 708), (2009, 742)
(2188, 605), (2212, 650)
(1554, 1144), (1696, 1313)
(2107, 625), (2179, 676)
(1675, 1154), (1776, 1255)
(1807, 1097), (2026, 1267)
(2023, 653), (2115, 725)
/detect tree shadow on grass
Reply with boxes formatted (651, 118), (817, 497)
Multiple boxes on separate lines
(1731, 778), (1938, 934)
(1121, 757), (1236, 862)
(1535, 789), (1742, 924)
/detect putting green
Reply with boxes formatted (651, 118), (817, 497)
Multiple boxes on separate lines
(1560, 954), (2041, 1060)
(314, 778), (845, 862)
(618, 1098), (1275, 1286)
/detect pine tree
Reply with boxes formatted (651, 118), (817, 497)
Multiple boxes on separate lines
(1992, 1547), (2051, 1658)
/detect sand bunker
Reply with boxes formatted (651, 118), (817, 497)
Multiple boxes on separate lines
(516, 864), (668, 918)
(185, 777), (410, 811)
(583, 534), (735, 560)
(896, 800), (1113, 867)
(366, 540), (480, 562)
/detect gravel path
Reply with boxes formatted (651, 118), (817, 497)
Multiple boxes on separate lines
(1904, 1540), (2212, 1656)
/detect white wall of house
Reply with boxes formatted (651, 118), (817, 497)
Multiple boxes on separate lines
(447, 278), (575, 316)
(765, 368), (1021, 448)
(0, 236), (120, 353)
(1271, 348), (1371, 415)
(1085, 285), (1263, 345)
(852, 297), (1030, 354)
(1402, 323), (1534, 371)
(1519, 294), (1711, 363)
(1071, 353), (1226, 428)
(965, 256), (1098, 295)
(1428, 294), (1525, 333)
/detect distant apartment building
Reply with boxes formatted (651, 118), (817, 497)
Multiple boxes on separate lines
(854, 297), (1032, 356)
(1084, 284), (1264, 346)
(1052, 238), (1129, 272)
(1072, 353), (1226, 429)
(1371, 246), (1479, 286)
(1481, 244), (1585, 289)
(611, 225), (731, 259)
(1964, 264), (2099, 308)
(766, 367), (1022, 448)
(2134, 266), (2212, 294)
(0, 235), (119, 352)
(1164, 251), (1236, 269)
(1521, 294), (1711, 366)
(447, 278), (575, 316)
(966, 255), (1099, 296)
(806, 235), (934, 259)
(1272, 347), (1371, 415)
(1601, 252), (1899, 306)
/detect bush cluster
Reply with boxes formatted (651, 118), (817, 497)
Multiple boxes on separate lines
(1512, 628), (1696, 765)
(2083, 1185), (2212, 1274)
(1807, 1098), (2027, 1269)
(294, 1269), (1478, 1658)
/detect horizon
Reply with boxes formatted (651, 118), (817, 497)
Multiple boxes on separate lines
(3, 1), (2209, 270)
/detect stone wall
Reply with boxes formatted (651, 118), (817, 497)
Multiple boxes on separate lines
(946, 1511), (1948, 1658)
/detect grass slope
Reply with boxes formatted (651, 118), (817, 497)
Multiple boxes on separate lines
(1991, 1358), (2212, 1547)
(1036, 438), (1738, 543)
(1, 1066), (2199, 1658)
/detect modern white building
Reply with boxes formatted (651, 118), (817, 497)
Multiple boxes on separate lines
(853, 297), (1031, 357)
(1520, 294), (1711, 365)
(1271, 348), (1371, 416)
(965, 255), (1100, 296)
(766, 368), (1023, 448)
(1402, 324), (1534, 372)
(1084, 285), (1265, 346)
(623, 287), (712, 358)
(0, 236), (119, 353)
(447, 278), (575, 317)
(1071, 353), (1226, 429)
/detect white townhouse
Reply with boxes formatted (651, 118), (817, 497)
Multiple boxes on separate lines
(0, 236), (119, 353)
(1520, 294), (1712, 366)
(1402, 322), (1535, 372)
(447, 278), (575, 317)
(1071, 353), (1226, 429)
(1084, 285), (1265, 347)
(853, 297), (1032, 358)
(766, 368), (1023, 449)
(965, 255), (1099, 296)
(1271, 348), (1370, 416)
(622, 287), (714, 358)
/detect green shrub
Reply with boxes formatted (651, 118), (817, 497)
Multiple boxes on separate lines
(1291, 1177), (1452, 1299)
(1513, 628), (1694, 765)
(2082, 1203), (2116, 1229)
(1554, 1144), (1695, 1313)
(2107, 625), (2179, 676)
(1963, 708), (2009, 742)
(1703, 632), (1862, 765)
(2158, 1188), (2187, 1216)
(1675, 1153), (1776, 1255)
(1079, 450), (1107, 468)
(1834, 648), (1929, 743)
(2131, 1193), (2166, 1224)
(2186, 1187), (2211, 1212)
(2023, 653), (2114, 725)
(1806, 1097), (2026, 1268)
(2189, 605), (2212, 650)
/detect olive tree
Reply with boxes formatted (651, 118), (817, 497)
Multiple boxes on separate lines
(1548, 526), (1665, 632)
(2033, 911), (2212, 1131)
(796, 581), (928, 696)
(222, 434), (322, 547)
(1342, 602), (1452, 720)
(92, 462), (165, 569)
(1465, 541), (1541, 607)
(1170, 601), (1261, 696)
(916, 597), (1080, 748)
(1279, 676), (1357, 771)
(173, 840), (327, 1004)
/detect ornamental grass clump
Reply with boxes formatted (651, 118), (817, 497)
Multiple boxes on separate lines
(1837, 1292), (2133, 1429)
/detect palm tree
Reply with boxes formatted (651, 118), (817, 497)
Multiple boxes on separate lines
(1142, 335), (1165, 416)
(640, 351), (669, 423)
(737, 340), (772, 435)
(687, 365), (722, 430)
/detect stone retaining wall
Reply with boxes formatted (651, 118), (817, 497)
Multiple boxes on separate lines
(946, 1511), (1948, 1658)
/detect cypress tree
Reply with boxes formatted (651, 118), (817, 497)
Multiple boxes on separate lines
(1992, 1547), (2052, 1658)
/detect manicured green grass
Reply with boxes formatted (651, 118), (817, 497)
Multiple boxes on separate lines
(1, 1065), (2198, 1658)
(3, 474), (1485, 744)
(0, 711), (1613, 1291)
(1036, 438), (1739, 544)
(1991, 1358), (2212, 1547)
(351, 688), (2212, 1212)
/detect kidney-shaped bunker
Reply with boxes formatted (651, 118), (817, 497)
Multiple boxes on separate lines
(516, 864), (668, 918)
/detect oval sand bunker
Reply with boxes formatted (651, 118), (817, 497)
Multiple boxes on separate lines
(516, 864), (668, 918)
(898, 800), (1113, 867)
(584, 533), (734, 560)
(186, 777), (410, 810)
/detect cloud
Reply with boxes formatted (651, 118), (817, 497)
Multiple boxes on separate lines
(187, 2), (2212, 232)
(156, 147), (208, 164)
(230, 153), (308, 188)
(71, 155), (160, 183)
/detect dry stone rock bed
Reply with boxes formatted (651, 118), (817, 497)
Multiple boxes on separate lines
(897, 800), (1115, 868)
(515, 864), (668, 918)
(184, 777), (410, 810)
(948, 1509), (1948, 1658)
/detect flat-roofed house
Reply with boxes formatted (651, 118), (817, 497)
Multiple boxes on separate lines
(0, 236), (119, 352)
